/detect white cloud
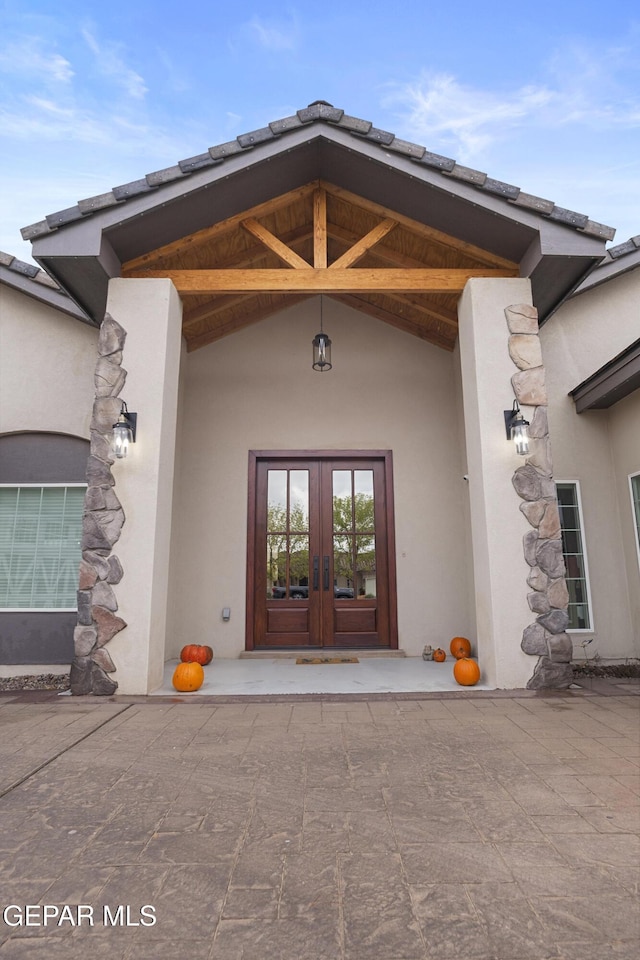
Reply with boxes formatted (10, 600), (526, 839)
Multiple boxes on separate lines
(384, 74), (555, 161)
(81, 27), (147, 100)
(385, 36), (640, 164)
(246, 14), (300, 52)
(0, 37), (74, 83)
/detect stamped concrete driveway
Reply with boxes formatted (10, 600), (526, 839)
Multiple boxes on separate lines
(0, 687), (639, 959)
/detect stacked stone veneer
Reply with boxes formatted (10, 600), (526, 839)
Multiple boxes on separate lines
(70, 314), (128, 695)
(506, 304), (573, 689)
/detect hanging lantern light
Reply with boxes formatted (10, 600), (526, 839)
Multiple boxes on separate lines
(504, 399), (530, 456)
(111, 401), (137, 459)
(312, 296), (332, 372)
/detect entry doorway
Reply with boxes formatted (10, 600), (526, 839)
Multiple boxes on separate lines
(247, 451), (397, 649)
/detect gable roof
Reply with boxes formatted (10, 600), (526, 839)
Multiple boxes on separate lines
(23, 101), (615, 335)
(22, 101), (616, 246)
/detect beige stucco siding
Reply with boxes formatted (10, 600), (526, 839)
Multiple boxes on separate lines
(541, 270), (640, 659)
(166, 298), (475, 659)
(610, 391), (640, 648)
(0, 286), (97, 438)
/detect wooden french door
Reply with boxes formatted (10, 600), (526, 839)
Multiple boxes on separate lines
(247, 452), (397, 649)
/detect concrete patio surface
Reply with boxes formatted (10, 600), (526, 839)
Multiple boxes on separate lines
(0, 683), (639, 959)
(153, 655), (494, 697)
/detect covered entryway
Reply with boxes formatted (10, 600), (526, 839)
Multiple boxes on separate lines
(24, 101), (611, 694)
(248, 452), (397, 650)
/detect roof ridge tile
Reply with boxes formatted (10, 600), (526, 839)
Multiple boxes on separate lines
(609, 238), (639, 259)
(78, 192), (120, 214)
(112, 178), (156, 201)
(237, 126), (277, 148)
(297, 102), (344, 124)
(0, 250), (63, 290)
(179, 152), (219, 173)
(146, 164), (189, 186)
(444, 163), (487, 186)
(548, 206), (589, 229)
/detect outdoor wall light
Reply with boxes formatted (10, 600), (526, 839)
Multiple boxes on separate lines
(504, 400), (530, 456)
(111, 401), (137, 459)
(312, 296), (332, 371)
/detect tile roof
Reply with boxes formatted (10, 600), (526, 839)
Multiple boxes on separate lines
(0, 250), (62, 289)
(21, 101), (617, 244)
(571, 231), (640, 296)
(599, 233), (640, 263)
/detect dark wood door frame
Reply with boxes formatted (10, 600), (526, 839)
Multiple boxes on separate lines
(245, 449), (398, 651)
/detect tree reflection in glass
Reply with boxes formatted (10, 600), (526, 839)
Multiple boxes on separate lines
(332, 469), (376, 598)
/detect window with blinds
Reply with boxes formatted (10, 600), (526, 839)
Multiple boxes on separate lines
(0, 486), (85, 609)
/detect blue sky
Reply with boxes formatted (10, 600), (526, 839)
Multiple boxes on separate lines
(1, 0), (639, 262)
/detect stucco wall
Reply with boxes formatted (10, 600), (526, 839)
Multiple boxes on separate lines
(610, 391), (640, 649)
(166, 298), (474, 659)
(0, 285), (97, 437)
(541, 269), (640, 659)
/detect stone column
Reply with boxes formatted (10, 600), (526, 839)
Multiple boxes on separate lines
(100, 278), (182, 694)
(457, 278), (536, 689)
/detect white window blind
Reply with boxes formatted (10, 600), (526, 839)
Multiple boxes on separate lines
(0, 486), (85, 609)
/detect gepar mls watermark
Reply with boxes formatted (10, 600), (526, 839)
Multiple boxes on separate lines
(2, 904), (157, 927)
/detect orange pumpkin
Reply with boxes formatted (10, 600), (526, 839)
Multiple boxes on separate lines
(432, 648), (446, 662)
(450, 636), (472, 659)
(180, 644), (213, 666)
(172, 661), (205, 692)
(453, 658), (481, 686)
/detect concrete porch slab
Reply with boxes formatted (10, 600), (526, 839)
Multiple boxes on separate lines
(152, 656), (492, 697)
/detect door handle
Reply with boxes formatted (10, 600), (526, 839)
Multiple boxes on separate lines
(312, 556), (319, 591)
(323, 556), (330, 591)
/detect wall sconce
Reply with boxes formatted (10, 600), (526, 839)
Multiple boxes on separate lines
(504, 400), (530, 456)
(312, 296), (332, 372)
(111, 401), (137, 459)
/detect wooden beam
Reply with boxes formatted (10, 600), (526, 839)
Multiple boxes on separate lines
(185, 295), (309, 352)
(123, 181), (319, 272)
(330, 219), (398, 269)
(331, 294), (455, 351)
(313, 188), (327, 268)
(382, 292), (458, 330)
(320, 180), (518, 271)
(241, 218), (310, 269)
(182, 294), (255, 331)
(129, 267), (514, 294)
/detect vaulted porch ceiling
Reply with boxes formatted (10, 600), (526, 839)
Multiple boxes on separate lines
(123, 180), (518, 352)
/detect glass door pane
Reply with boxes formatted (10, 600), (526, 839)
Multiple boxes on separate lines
(267, 469), (310, 598)
(332, 469), (376, 600)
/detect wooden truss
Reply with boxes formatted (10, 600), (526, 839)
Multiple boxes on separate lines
(124, 182), (518, 352)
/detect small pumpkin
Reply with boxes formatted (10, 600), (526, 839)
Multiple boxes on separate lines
(172, 661), (205, 692)
(453, 657), (481, 686)
(432, 648), (446, 662)
(450, 636), (472, 659)
(180, 644), (213, 666)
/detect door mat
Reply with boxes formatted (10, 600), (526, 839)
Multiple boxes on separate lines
(296, 657), (360, 665)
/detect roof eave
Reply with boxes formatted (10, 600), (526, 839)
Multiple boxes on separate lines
(570, 337), (640, 411)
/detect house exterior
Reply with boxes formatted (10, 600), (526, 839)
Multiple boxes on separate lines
(1, 101), (638, 695)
